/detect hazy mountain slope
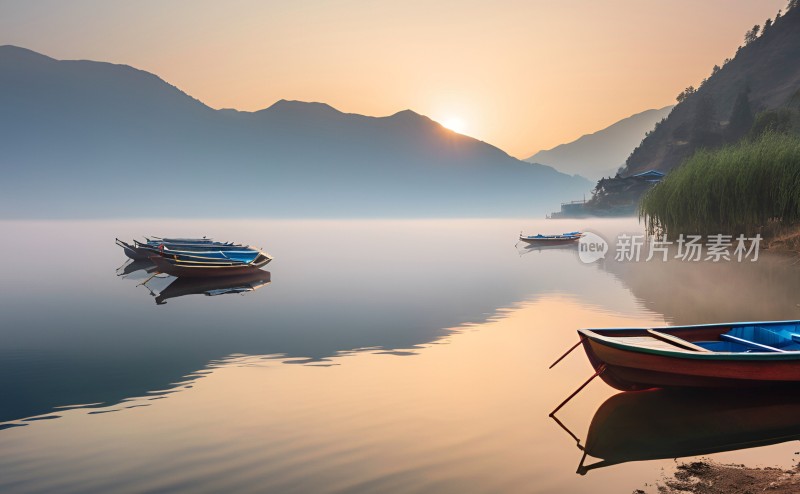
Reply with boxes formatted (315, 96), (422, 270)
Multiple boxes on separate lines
(0, 45), (590, 218)
(623, 6), (800, 175)
(526, 106), (673, 180)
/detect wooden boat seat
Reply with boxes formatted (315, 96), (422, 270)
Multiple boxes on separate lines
(646, 329), (711, 352)
(720, 326), (800, 352)
(719, 334), (787, 353)
(604, 335), (702, 352)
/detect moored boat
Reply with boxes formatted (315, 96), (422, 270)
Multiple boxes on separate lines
(115, 238), (150, 260)
(577, 320), (800, 391)
(153, 248), (265, 264)
(149, 254), (270, 277)
(116, 237), (247, 260)
(519, 231), (582, 245)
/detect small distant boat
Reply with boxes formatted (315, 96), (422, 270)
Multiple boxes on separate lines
(519, 231), (582, 245)
(577, 320), (800, 391)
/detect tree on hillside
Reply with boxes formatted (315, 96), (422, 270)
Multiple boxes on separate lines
(764, 18), (773, 31)
(727, 87), (754, 142)
(676, 86), (696, 103)
(711, 64), (721, 76)
(744, 24), (761, 45)
(788, 0), (798, 12)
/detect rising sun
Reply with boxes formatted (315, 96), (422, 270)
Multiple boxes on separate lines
(441, 117), (467, 135)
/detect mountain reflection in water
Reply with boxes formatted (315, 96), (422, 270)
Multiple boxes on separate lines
(599, 247), (800, 325)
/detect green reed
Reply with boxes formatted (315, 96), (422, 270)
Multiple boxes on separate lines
(640, 132), (800, 236)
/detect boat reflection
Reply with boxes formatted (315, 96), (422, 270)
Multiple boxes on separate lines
(151, 270), (271, 305)
(116, 259), (159, 277)
(516, 241), (579, 257)
(118, 259), (271, 304)
(570, 388), (800, 474)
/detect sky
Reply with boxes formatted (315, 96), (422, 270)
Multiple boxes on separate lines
(0, 0), (787, 158)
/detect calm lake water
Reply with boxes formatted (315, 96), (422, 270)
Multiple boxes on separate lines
(2, 218), (800, 493)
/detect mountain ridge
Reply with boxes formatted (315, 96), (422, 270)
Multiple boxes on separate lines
(622, 5), (800, 175)
(526, 105), (673, 180)
(0, 45), (589, 218)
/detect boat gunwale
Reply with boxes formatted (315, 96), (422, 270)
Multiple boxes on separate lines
(579, 320), (800, 361)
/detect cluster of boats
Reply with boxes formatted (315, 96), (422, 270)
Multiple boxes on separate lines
(115, 236), (272, 278)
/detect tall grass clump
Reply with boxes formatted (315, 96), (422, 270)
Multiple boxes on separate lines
(640, 132), (800, 236)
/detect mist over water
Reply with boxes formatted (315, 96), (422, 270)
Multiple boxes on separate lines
(2, 218), (799, 493)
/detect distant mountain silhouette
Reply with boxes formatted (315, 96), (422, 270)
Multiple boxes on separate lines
(0, 45), (590, 218)
(623, 6), (800, 175)
(525, 106), (673, 181)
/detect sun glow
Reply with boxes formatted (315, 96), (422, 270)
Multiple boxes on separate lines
(441, 117), (467, 135)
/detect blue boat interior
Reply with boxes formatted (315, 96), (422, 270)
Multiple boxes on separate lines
(526, 232), (580, 239)
(694, 324), (800, 352)
(171, 250), (260, 263)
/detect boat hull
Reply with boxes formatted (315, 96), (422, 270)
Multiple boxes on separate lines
(115, 239), (151, 260)
(150, 255), (270, 278)
(519, 238), (579, 246)
(580, 327), (800, 391)
(519, 232), (582, 245)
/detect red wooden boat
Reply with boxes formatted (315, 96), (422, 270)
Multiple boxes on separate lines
(577, 321), (800, 391)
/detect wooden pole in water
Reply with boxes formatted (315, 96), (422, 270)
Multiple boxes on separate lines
(548, 336), (585, 369)
(549, 364), (606, 417)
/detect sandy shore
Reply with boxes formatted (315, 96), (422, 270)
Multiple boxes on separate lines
(637, 459), (800, 493)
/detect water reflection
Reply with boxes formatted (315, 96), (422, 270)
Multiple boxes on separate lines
(118, 259), (272, 305)
(516, 241), (579, 257)
(573, 388), (800, 474)
(599, 250), (800, 324)
(116, 259), (158, 277)
(150, 271), (271, 305)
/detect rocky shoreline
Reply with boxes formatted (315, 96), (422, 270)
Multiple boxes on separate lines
(635, 459), (800, 494)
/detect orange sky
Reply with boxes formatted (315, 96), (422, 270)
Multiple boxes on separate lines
(0, 0), (787, 157)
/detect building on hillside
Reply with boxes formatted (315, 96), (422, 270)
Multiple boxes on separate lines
(548, 199), (588, 219)
(548, 169), (665, 218)
(631, 170), (665, 183)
